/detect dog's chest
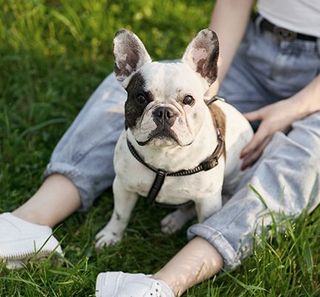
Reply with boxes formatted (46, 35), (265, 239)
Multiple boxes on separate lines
(120, 163), (220, 204)
(114, 132), (223, 204)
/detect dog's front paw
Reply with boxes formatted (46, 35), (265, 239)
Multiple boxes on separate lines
(95, 227), (122, 249)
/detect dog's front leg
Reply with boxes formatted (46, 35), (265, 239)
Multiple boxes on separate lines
(195, 191), (222, 223)
(95, 177), (138, 248)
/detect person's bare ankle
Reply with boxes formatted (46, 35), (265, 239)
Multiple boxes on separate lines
(152, 273), (182, 297)
(151, 238), (223, 296)
(12, 208), (51, 227)
(10, 174), (81, 228)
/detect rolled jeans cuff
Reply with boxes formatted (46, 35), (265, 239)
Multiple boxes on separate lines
(187, 224), (241, 270)
(44, 162), (93, 212)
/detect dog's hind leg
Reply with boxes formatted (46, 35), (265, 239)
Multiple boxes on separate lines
(161, 205), (196, 234)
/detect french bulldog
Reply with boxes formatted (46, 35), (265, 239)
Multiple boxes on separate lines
(95, 28), (253, 248)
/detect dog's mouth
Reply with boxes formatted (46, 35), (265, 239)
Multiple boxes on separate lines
(136, 126), (180, 146)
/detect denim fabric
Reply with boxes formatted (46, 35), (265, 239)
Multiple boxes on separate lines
(44, 18), (320, 268)
(218, 16), (320, 127)
(44, 74), (126, 211)
(188, 113), (320, 268)
(188, 19), (320, 269)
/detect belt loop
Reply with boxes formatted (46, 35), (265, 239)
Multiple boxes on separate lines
(254, 14), (263, 35)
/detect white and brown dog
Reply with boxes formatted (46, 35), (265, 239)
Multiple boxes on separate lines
(95, 29), (253, 248)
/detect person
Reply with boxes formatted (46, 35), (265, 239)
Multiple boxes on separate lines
(1, 0), (320, 296)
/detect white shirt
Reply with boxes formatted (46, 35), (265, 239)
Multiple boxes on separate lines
(258, 0), (320, 38)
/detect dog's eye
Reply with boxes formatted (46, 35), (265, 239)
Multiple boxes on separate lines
(182, 95), (195, 106)
(136, 94), (148, 105)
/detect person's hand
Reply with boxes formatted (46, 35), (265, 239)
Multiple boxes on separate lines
(240, 98), (300, 170)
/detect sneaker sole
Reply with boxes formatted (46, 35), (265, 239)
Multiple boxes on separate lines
(0, 236), (63, 260)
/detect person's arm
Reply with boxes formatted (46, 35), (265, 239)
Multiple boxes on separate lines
(241, 75), (320, 169)
(209, 0), (254, 83)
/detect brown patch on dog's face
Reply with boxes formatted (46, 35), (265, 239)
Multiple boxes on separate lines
(208, 103), (226, 158)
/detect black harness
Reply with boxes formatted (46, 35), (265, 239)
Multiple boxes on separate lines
(126, 96), (225, 208)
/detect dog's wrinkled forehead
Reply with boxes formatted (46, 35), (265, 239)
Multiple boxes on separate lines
(138, 62), (208, 101)
(124, 62), (206, 129)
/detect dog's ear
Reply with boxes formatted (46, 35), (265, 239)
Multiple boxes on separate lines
(182, 29), (219, 85)
(113, 29), (152, 87)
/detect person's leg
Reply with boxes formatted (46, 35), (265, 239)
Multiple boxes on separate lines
(187, 111), (320, 269)
(105, 111), (319, 297)
(12, 73), (126, 224)
(153, 237), (223, 296)
(1, 73), (126, 263)
(43, 73), (127, 213)
(95, 237), (222, 297)
(13, 174), (80, 227)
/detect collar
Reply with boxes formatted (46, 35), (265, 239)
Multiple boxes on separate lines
(126, 95), (225, 208)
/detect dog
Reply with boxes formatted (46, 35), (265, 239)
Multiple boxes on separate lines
(95, 28), (253, 248)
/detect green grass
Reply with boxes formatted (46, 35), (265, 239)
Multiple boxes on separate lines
(0, 0), (320, 296)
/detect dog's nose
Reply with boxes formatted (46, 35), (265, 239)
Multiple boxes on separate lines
(152, 107), (177, 126)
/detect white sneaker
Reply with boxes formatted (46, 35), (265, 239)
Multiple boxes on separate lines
(95, 272), (175, 297)
(0, 213), (63, 265)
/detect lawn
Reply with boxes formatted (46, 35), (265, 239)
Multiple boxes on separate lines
(1, 0), (320, 296)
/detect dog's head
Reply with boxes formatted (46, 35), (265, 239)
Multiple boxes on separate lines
(113, 29), (219, 147)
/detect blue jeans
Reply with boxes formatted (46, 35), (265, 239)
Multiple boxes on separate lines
(44, 18), (320, 269)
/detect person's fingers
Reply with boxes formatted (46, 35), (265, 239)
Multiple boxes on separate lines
(243, 108), (264, 122)
(240, 123), (269, 158)
(241, 136), (271, 170)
